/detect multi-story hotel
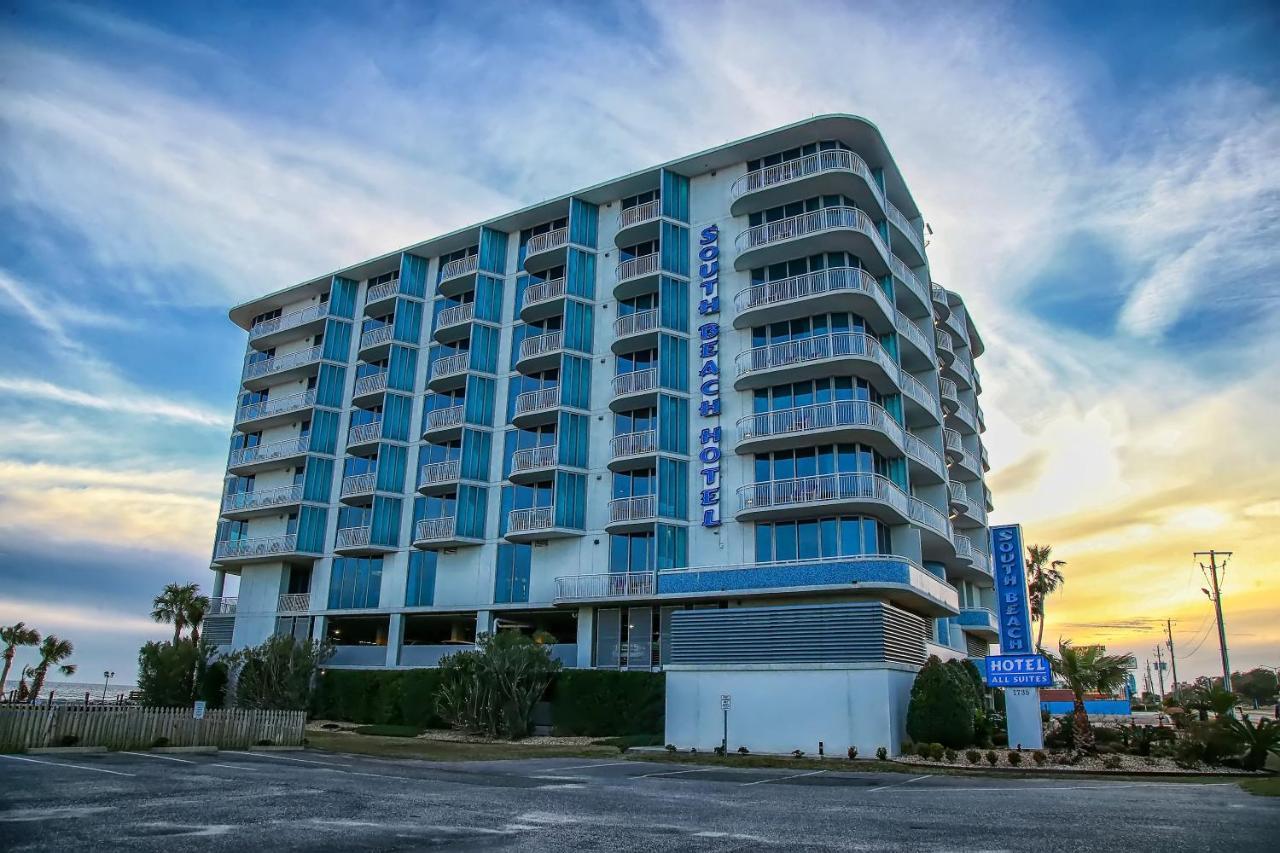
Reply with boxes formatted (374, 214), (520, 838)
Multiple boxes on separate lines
(204, 116), (996, 728)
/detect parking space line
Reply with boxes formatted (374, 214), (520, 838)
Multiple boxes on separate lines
(345, 770), (426, 783)
(555, 761), (636, 771)
(122, 751), (195, 764)
(236, 752), (351, 767)
(741, 769), (826, 787)
(0, 754), (134, 777)
(867, 774), (931, 793)
(209, 763), (259, 770)
(638, 766), (721, 779)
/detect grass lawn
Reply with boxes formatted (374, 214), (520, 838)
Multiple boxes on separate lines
(1240, 777), (1280, 797)
(305, 729), (618, 761)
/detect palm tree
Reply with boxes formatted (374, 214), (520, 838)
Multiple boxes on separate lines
(1, 622), (41, 699)
(152, 583), (205, 644)
(187, 593), (210, 646)
(1191, 680), (1238, 720)
(1026, 545), (1066, 653)
(27, 636), (76, 703)
(1048, 640), (1130, 753)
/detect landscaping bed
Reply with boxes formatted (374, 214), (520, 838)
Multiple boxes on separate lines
(893, 750), (1264, 776)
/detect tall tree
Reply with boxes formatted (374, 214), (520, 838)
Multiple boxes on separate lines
(1, 622), (41, 698)
(1048, 640), (1130, 752)
(151, 583), (205, 645)
(1026, 545), (1066, 653)
(28, 635), (77, 702)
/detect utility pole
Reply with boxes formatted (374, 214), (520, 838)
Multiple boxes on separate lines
(1144, 660), (1155, 697)
(1153, 644), (1167, 699)
(1165, 619), (1180, 703)
(1196, 550), (1233, 691)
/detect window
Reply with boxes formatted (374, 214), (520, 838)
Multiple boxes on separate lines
(251, 307), (281, 326)
(616, 348), (657, 376)
(368, 269), (399, 287)
(752, 377), (880, 413)
(355, 359), (387, 379)
(751, 312), (866, 348)
(750, 251), (864, 285)
(246, 346), (274, 366)
(745, 140), (850, 173)
(754, 515), (890, 562)
(612, 469), (655, 499)
(406, 551), (437, 607)
(361, 313), (393, 334)
(748, 194), (858, 228)
(610, 532), (655, 573)
(327, 557), (383, 609)
(621, 189), (658, 210)
(495, 543), (532, 604)
(753, 443), (887, 482)
(230, 431), (262, 451)
(225, 475), (254, 496)
(615, 407), (655, 435)
(618, 293), (656, 317)
(520, 217), (568, 247)
(619, 239), (657, 262)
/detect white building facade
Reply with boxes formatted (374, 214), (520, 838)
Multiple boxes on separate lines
(204, 116), (996, 729)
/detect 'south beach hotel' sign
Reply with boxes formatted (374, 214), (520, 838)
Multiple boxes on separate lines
(696, 224), (722, 529)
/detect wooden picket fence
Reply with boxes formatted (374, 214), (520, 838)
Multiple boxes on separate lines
(0, 705), (305, 752)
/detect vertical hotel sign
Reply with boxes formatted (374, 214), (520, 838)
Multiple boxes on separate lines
(696, 224), (722, 528)
(991, 523), (1032, 654)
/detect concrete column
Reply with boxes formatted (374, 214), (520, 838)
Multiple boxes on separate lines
(311, 614), (327, 643)
(385, 613), (403, 667)
(211, 570), (226, 598)
(575, 606), (595, 669)
(475, 609), (493, 643)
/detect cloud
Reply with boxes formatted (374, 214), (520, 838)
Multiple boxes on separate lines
(0, 377), (226, 427)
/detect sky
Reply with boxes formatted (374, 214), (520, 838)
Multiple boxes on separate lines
(0, 0), (1277, 687)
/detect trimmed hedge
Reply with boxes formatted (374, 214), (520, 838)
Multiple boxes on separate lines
(312, 669), (445, 729)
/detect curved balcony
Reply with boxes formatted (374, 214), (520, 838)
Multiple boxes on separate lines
(886, 201), (926, 267)
(953, 491), (987, 528)
(909, 495), (955, 562)
(523, 228), (569, 273)
(948, 480), (971, 513)
(898, 370), (942, 426)
(736, 399), (903, 457)
(895, 310), (935, 369)
(609, 430), (657, 471)
(512, 386), (562, 428)
(615, 198), (661, 247)
(516, 330), (565, 374)
(734, 206), (890, 276)
(943, 304), (968, 344)
(358, 324), (395, 361)
(438, 254), (479, 298)
(235, 388), (317, 431)
(364, 279), (401, 314)
(242, 345), (323, 391)
(422, 404), (464, 440)
(736, 472), (912, 524)
(339, 472), (377, 505)
(418, 460), (462, 495)
(429, 352), (470, 392)
(947, 399), (978, 435)
(227, 435), (311, 475)
(614, 253), (661, 300)
(930, 282), (951, 319)
(351, 371), (388, 407)
(976, 403), (987, 434)
(944, 349), (974, 390)
(612, 309), (663, 354)
(957, 607), (999, 641)
(509, 444), (558, 484)
(413, 516), (482, 550)
(734, 332), (898, 392)
(434, 302), (474, 343)
(607, 494), (657, 533)
(520, 277), (567, 324)
(904, 433), (946, 485)
(248, 302), (330, 351)
(610, 368), (658, 411)
(220, 484), (304, 520)
(729, 149), (885, 220)
(889, 256), (930, 315)
(980, 444), (991, 473)
(505, 505), (581, 543)
(939, 377), (959, 413)
(334, 525), (393, 555)
(214, 534), (313, 566)
(935, 328), (955, 366)
(732, 267), (893, 332)
(345, 420), (384, 454)
(971, 543), (992, 576)
(942, 428), (964, 463)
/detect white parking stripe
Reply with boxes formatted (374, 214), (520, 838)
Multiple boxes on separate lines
(239, 752), (351, 767)
(121, 751), (195, 764)
(555, 761), (636, 771)
(741, 769), (826, 787)
(0, 754), (134, 777)
(209, 763), (258, 770)
(867, 773), (931, 792)
(639, 766), (721, 778)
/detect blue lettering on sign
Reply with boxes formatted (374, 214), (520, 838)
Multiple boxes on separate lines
(984, 654), (1054, 687)
(991, 523), (1033, 654)
(697, 224), (722, 528)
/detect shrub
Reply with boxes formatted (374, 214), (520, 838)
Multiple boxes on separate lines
(1032, 750), (1047, 766)
(966, 749), (981, 764)
(353, 724), (421, 738)
(665, 744), (677, 752)
(1220, 716), (1280, 771)
(906, 657), (976, 748)
(59, 734), (80, 747)
(1007, 751), (1022, 766)
(876, 747), (888, 761)
(931, 743), (947, 760)
(900, 742), (915, 756)
(985, 750), (998, 766)
(738, 746), (750, 755)
(1103, 755), (1123, 770)
(792, 749), (805, 758)
(436, 632), (560, 740)
(229, 635), (332, 711)
(150, 736), (169, 748)
(713, 745), (726, 756)
(550, 670), (665, 736)
(847, 746), (858, 760)
(137, 640), (200, 707)
(944, 748), (957, 763)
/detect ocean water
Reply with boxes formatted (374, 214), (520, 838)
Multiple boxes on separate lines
(24, 680), (139, 703)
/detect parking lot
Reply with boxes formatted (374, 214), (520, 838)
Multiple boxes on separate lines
(1, 748), (1276, 851)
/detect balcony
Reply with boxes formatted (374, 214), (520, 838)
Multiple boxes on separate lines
(206, 596), (238, 615)
(736, 472), (911, 524)
(736, 400), (904, 456)
(947, 399), (978, 436)
(612, 309), (662, 353)
(980, 444), (990, 472)
(615, 198), (662, 246)
(358, 324), (395, 360)
(242, 345), (323, 390)
(614, 253), (661, 300)
(904, 433), (946, 485)
(734, 332), (898, 392)
(553, 571), (656, 604)
(608, 430), (657, 471)
(954, 492), (988, 527)
(365, 279), (401, 313)
(935, 328), (955, 366)
(931, 282), (951, 318)
(278, 593), (311, 613)
(729, 149), (885, 220)
(221, 484), (304, 520)
(334, 526), (379, 554)
(413, 516), (481, 550)
(418, 459), (462, 495)
(957, 607), (999, 641)
(505, 505), (580, 543)
(886, 201), (926, 267)
(889, 256), (930, 315)
(898, 370), (942, 426)
(438, 254), (479, 298)
(429, 351), (471, 391)
(943, 304), (968, 344)
(939, 377), (959, 413)
(909, 495), (951, 542)
(345, 420), (384, 453)
(339, 472), (377, 504)
(520, 277), (568, 324)
(213, 534), (314, 565)
(434, 302), (475, 343)
(984, 485), (994, 513)
(732, 267), (893, 332)
(516, 330), (565, 374)
(948, 480), (971, 513)
(513, 386), (561, 428)
(227, 435), (311, 475)
(523, 228), (569, 273)
(734, 206), (890, 276)
(235, 389), (317, 431)
(351, 371), (389, 406)
(950, 533), (993, 581)
(248, 302), (330, 350)
(607, 494), (657, 532)
(509, 444), (558, 484)
(895, 310), (935, 368)
(423, 404), (465, 440)
(950, 441), (982, 482)
(610, 368), (658, 411)
(944, 348), (975, 390)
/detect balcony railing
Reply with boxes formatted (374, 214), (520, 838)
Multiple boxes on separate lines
(235, 389), (316, 424)
(730, 148), (882, 207)
(931, 281), (949, 309)
(943, 428), (963, 455)
(242, 345), (322, 382)
(524, 277), (566, 308)
(437, 302), (475, 329)
(896, 311), (933, 358)
(519, 330), (564, 361)
(939, 377), (959, 407)
(947, 351), (974, 387)
(738, 400), (903, 446)
(515, 386), (559, 416)
(971, 544), (992, 575)
(207, 596), (238, 615)
(222, 484), (303, 513)
(415, 516), (458, 542)
(554, 571), (656, 602)
(341, 472), (377, 498)
(609, 494), (656, 524)
(734, 267), (890, 317)
(614, 309), (658, 338)
(336, 526), (371, 549)
(890, 256), (928, 306)
(908, 497), (950, 537)
(248, 303), (329, 341)
(736, 206), (887, 260)
(508, 506), (554, 534)
(610, 430), (657, 459)
(904, 434), (945, 477)
(886, 201), (926, 259)
(353, 371), (388, 397)
(949, 481), (971, 508)
(346, 421), (382, 446)
(936, 329), (955, 359)
(439, 254), (478, 281)
(278, 593), (311, 613)
(431, 352), (470, 381)
(615, 253), (660, 283)
(366, 280), (398, 303)
(953, 533), (975, 561)
(526, 228), (568, 258)
(228, 435), (309, 468)
(511, 444), (557, 475)
(618, 198), (661, 229)
(214, 534), (299, 560)
(898, 371), (940, 418)
(418, 460), (461, 488)
(359, 325), (393, 350)
(426, 404), (464, 431)
(736, 332), (897, 379)
(612, 368), (657, 398)
(738, 472), (910, 516)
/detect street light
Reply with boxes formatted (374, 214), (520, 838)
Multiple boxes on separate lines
(101, 671), (115, 702)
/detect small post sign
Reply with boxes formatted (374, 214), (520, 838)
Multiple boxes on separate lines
(193, 700), (207, 720)
(720, 694), (732, 710)
(719, 694), (731, 754)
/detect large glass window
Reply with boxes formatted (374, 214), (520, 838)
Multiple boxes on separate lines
(495, 543), (532, 604)
(621, 189), (658, 210)
(615, 407), (655, 435)
(745, 140), (850, 173)
(753, 377), (880, 413)
(406, 551), (437, 607)
(327, 556), (383, 609)
(748, 194), (858, 228)
(754, 515), (890, 562)
(750, 251), (863, 285)
(619, 239), (657, 262)
(610, 532), (655, 573)
(753, 444), (886, 482)
(751, 312), (866, 348)
(612, 469), (655, 499)
(616, 348), (657, 376)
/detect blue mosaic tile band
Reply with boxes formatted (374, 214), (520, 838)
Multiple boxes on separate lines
(657, 558), (911, 595)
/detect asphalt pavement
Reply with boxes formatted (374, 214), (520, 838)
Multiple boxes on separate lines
(0, 748), (1275, 851)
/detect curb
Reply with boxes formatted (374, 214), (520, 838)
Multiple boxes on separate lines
(27, 746), (109, 755)
(152, 746), (218, 754)
(247, 745), (305, 752)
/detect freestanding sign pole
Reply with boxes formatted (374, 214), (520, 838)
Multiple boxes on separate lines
(989, 524), (1045, 750)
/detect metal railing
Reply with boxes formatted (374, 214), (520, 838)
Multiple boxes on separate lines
(612, 368), (657, 398)
(515, 386), (559, 416)
(898, 370), (941, 419)
(437, 302), (475, 328)
(736, 332), (897, 379)
(242, 345), (322, 382)
(278, 593), (311, 613)
(359, 325), (393, 350)
(736, 206), (886, 259)
(526, 228), (568, 258)
(511, 444), (557, 474)
(895, 310), (933, 357)
(235, 389), (316, 424)
(249, 303), (329, 341)
(730, 148), (882, 208)
(519, 330), (564, 362)
(904, 433), (945, 476)
(222, 484), (303, 513)
(610, 430), (657, 459)
(439, 254), (478, 281)
(737, 400), (903, 447)
(614, 309), (658, 338)
(949, 400), (977, 432)
(524, 277), (566, 308)
(953, 533), (974, 561)
(415, 516), (458, 542)
(889, 256), (928, 306)
(943, 427), (963, 455)
(615, 252), (660, 282)
(419, 460), (461, 487)
(431, 352), (470, 381)
(734, 267), (891, 318)
(426, 404), (464, 431)
(618, 198), (661, 229)
(935, 328), (954, 359)
(554, 571), (656, 601)
(908, 497), (950, 537)
(366, 280), (399, 303)
(609, 494), (656, 524)
(228, 436), (309, 468)
(207, 596), (238, 615)
(508, 506), (554, 534)
(214, 534), (299, 560)
(949, 481), (970, 508)
(341, 472), (377, 497)
(939, 376), (959, 405)
(353, 371), (388, 397)
(346, 421), (382, 445)
(946, 351), (974, 387)
(931, 281), (949, 308)
(335, 526), (371, 549)
(971, 545), (992, 575)
(886, 201), (925, 258)
(958, 607), (999, 631)
(737, 472), (910, 516)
